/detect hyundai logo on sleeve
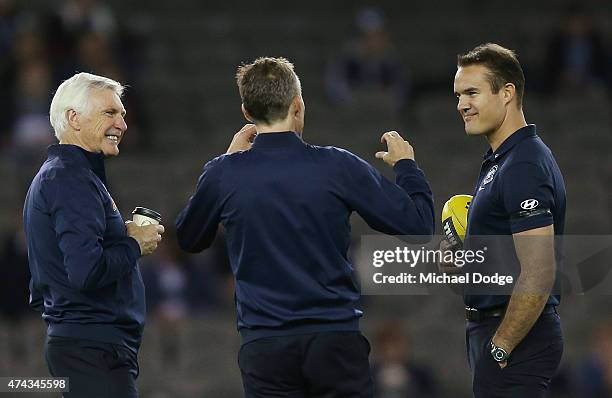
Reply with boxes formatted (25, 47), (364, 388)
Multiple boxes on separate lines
(520, 199), (539, 210)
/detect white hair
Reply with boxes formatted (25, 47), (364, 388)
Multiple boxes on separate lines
(49, 72), (124, 140)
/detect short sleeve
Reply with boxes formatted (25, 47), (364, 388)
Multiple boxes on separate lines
(501, 162), (554, 233)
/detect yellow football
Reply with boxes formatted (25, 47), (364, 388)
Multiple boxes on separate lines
(441, 194), (472, 247)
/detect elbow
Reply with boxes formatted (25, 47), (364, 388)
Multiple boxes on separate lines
(408, 204), (435, 237)
(413, 216), (435, 238)
(175, 223), (209, 253)
(177, 235), (209, 253)
(421, 220), (435, 237)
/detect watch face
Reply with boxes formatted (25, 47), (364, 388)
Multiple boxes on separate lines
(494, 349), (505, 361)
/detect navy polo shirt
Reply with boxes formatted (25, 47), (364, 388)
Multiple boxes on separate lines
(464, 125), (566, 309)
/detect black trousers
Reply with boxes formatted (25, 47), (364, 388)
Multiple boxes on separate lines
(238, 331), (374, 398)
(45, 336), (139, 398)
(467, 311), (563, 398)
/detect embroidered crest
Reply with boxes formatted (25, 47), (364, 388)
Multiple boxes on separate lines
(482, 165), (498, 185)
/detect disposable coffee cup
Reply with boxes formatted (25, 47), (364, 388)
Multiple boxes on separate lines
(132, 207), (162, 226)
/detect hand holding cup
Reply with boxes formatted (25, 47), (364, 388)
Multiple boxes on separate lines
(127, 207), (164, 256)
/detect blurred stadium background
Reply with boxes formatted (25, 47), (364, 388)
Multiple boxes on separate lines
(1, 0), (611, 396)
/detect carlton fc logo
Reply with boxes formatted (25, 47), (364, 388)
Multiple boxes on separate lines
(482, 165), (498, 185)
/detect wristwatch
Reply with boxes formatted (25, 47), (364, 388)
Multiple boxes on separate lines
(490, 340), (510, 363)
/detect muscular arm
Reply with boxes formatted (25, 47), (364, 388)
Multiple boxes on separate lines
(492, 225), (555, 360)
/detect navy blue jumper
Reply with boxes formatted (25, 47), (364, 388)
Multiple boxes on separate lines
(176, 132), (434, 344)
(24, 144), (144, 353)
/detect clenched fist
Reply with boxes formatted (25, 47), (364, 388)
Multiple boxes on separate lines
(375, 131), (415, 167)
(126, 221), (165, 256)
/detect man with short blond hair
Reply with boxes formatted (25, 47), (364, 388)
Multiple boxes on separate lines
(177, 57), (435, 397)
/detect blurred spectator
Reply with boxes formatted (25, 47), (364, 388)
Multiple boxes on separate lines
(0, 0), (18, 58)
(141, 228), (232, 364)
(0, 219), (35, 363)
(73, 31), (123, 80)
(1, 4), (70, 150)
(142, 226), (232, 316)
(58, 0), (117, 40)
(326, 7), (407, 113)
(141, 233), (191, 365)
(54, 0), (150, 150)
(71, 30), (149, 150)
(574, 320), (612, 397)
(372, 322), (437, 398)
(544, 5), (609, 96)
(2, 30), (56, 195)
(12, 59), (55, 151)
(187, 229), (234, 309)
(142, 239), (191, 324)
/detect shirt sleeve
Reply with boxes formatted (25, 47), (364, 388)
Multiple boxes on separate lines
(50, 172), (140, 291)
(175, 157), (224, 252)
(340, 154), (435, 236)
(500, 162), (555, 234)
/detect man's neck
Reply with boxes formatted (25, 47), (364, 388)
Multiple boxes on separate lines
(486, 108), (527, 152)
(59, 133), (92, 152)
(256, 119), (295, 134)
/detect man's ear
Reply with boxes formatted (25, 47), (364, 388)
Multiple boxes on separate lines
(502, 83), (516, 106)
(241, 103), (254, 123)
(67, 109), (80, 131)
(292, 96), (302, 117)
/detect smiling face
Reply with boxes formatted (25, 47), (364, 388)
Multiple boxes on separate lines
(75, 88), (127, 156)
(454, 64), (507, 137)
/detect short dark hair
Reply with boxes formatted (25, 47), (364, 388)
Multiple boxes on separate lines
(457, 43), (525, 107)
(236, 57), (301, 124)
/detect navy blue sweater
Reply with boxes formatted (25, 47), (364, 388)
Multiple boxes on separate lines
(176, 132), (434, 344)
(23, 144), (144, 353)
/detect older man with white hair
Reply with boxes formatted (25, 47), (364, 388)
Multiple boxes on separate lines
(23, 72), (164, 397)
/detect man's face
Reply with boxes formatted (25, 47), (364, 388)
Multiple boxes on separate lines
(454, 64), (506, 137)
(78, 88), (127, 156)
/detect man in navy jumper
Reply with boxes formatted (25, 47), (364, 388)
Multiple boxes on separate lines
(176, 57), (434, 397)
(23, 72), (165, 397)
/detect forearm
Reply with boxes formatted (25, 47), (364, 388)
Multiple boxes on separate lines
(492, 291), (549, 352)
(175, 206), (218, 252)
(493, 226), (555, 352)
(176, 160), (222, 252)
(70, 238), (141, 291)
(393, 160), (435, 235)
